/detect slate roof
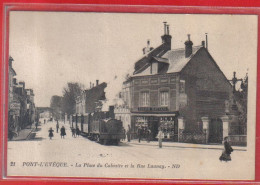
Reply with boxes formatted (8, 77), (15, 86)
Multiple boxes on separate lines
(133, 45), (202, 77)
(134, 43), (169, 74)
(162, 46), (202, 73)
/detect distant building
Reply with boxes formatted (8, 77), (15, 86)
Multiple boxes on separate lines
(125, 23), (237, 144)
(26, 89), (36, 125)
(37, 107), (52, 119)
(8, 56), (36, 137)
(114, 82), (131, 131)
(73, 81), (107, 128)
(8, 56), (19, 133)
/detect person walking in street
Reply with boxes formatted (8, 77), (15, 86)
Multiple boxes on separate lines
(56, 122), (59, 133)
(127, 125), (131, 142)
(60, 126), (66, 139)
(76, 126), (80, 137)
(44, 119), (46, 124)
(48, 127), (54, 140)
(71, 127), (76, 138)
(219, 136), (233, 162)
(157, 127), (163, 148)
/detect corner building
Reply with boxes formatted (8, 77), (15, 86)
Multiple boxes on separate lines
(126, 24), (233, 144)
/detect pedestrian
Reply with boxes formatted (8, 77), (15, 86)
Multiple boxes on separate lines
(127, 125), (131, 142)
(71, 127), (76, 138)
(123, 128), (126, 141)
(48, 127), (54, 140)
(76, 126), (80, 137)
(8, 129), (14, 140)
(147, 128), (151, 143)
(44, 119), (46, 124)
(35, 121), (38, 130)
(219, 137), (233, 162)
(157, 127), (163, 148)
(137, 126), (143, 143)
(56, 122), (59, 133)
(60, 126), (66, 139)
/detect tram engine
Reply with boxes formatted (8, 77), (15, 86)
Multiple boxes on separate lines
(73, 106), (125, 145)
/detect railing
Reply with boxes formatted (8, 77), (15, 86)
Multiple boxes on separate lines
(178, 129), (207, 144)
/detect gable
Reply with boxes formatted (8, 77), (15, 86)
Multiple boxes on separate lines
(180, 48), (232, 92)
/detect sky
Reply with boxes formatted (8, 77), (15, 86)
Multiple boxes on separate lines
(9, 12), (258, 107)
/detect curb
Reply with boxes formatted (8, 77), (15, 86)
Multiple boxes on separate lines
(127, 141), (247, 151)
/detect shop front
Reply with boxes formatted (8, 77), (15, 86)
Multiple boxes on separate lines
(131, 112), (179, 142)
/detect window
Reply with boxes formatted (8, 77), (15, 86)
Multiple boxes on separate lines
(140, 91), (150, 107)
(160, 91), (169, 106)
(180, 80), (185, 93)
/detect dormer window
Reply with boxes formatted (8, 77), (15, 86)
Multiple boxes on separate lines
(151, 62), (158, 74)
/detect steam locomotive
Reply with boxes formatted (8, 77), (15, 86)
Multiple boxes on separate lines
(71, 106), (125, 145)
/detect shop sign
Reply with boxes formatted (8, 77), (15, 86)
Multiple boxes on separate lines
(10, 102), (21, 110)
(9, 110), (20, 116)
(138, 107), (168, 111)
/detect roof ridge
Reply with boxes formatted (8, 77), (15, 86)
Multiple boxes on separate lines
(170, 45), (202, 51)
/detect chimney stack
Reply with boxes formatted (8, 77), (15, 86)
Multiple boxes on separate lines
(163, 22), (167, 35)
(96, 80), (99, 86)
(161, 22), (172, 50)
(13, 78), (17, 85)
(143, 40), (152, 55)
(19, 81), (25, 89)
(184, 34), (193, 58)
(202, 41), (205, 48)
(9, 56), (14, 67)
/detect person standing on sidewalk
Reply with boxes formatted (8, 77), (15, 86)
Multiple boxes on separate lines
(35, 121), (38, 130)
(60, 126), (66, 139)
(56, 122), (59, 133)
(157, 127), (163, 148)
(76, 126), (80, 137)
(137, 126), (143, 143)
(146, 128), (151, 143)
(71, 127), (76, 138)
(127, 125), (131, 142)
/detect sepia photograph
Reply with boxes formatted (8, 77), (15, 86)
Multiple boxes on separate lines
(6, 11), (257, 180)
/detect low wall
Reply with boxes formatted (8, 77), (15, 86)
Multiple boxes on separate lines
(228, 135), (247, 146)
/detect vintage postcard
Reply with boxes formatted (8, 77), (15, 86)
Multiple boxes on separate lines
(5, 11), (257, 180)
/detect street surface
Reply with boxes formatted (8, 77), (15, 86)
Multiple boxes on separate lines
(7, 118), (254, 180)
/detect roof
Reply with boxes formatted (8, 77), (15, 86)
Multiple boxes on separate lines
(134, 43), (169, 74)
(132, 45), (202, 77)
(84, 82), (107, 113)
(162, 46), (201, 73)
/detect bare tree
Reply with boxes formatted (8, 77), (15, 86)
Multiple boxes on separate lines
(62, 82), (84, 116)
(50, 95), (63, 120)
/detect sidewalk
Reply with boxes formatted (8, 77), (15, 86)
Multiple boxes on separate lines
(125, 139), (247, 151)
(11, 125), (36, 141)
